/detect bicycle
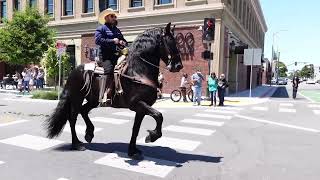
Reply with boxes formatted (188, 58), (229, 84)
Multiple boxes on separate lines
(170, 85), (193, 102)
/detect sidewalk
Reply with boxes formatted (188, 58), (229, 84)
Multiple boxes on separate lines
(228, 85), (277, 98)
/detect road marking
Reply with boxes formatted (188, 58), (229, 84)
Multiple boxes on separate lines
(204, 109), (238, 114)
(279, 108), (296, 113)
(163, 125), (216, 136)
(57, 178), (69, 180)
(0, 134), (64, 151)
(94, 151), (176, 178)
(297, 92), (315, 103)
(0, 161), (4, 165)
(194, 113), (232, 120)
(180, 119), (225, 127)
(0, 120), (29, 127)
(308, 104), (320, 108)
(91, 117), (130, 125)
(113, 111), (135, 117)
(214, 106), (243, 111)
(137, 137), (201, 151)
(313, 110), (320, 115)
(64, 124), (103, 135)
(235, 114), (320, 133)
(251, 107), (268, 111)
(279, 103), (294, 107)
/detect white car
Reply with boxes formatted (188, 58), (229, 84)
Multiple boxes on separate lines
(306, 79), (316, 84)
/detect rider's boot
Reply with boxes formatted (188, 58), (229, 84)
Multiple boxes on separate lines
(100, 74), (114, 106)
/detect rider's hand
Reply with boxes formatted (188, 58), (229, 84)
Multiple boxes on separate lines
(113, 38), (120, 44)
(119, 40), (126, 46)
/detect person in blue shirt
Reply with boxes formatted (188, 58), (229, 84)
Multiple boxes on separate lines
(208, 72), (218, 106)
(95, 8), (127, 105)
(191, 69), (204, 106)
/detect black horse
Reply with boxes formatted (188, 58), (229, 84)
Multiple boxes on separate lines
(45, 23), (183, 159)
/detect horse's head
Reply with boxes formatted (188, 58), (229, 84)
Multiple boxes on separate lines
(159, 23), (183, 72)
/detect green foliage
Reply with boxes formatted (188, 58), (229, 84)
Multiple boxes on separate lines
(31, 90), (58, 100)
(41, 47), (71, 80)
(299, 64), (314, 78)
(278, 61), (288, 77)
(0, 7), (55, 65)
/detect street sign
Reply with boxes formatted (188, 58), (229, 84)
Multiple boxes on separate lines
(56, 42), (67, 56)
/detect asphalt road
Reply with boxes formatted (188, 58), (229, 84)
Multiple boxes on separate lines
(0, 85), (320, 180)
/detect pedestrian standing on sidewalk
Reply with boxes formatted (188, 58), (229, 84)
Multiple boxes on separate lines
(292, 75), (300, 99)
(180, 73), (189, 102)
(217, 74), (228, 106)
(37, 68), (45, 89)
(22, 68), (31, 93)
(15, 71), (23, 92)
(208, 72), (218, 106)
(191, 69), (204, 106)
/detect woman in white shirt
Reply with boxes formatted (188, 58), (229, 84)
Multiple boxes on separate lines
(180, 73), (189, 102)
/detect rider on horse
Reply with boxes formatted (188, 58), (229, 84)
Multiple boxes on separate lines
(95, 8), (127, 106)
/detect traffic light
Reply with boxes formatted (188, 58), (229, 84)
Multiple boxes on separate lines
(203, 18), (215, 41)
(295, 62), (297, 66)
(201, 50), (213, 60)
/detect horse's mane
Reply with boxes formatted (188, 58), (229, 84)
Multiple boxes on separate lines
(126, 28), (163, 75)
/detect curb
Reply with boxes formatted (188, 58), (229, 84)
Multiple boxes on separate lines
(260, 86), (277, 98)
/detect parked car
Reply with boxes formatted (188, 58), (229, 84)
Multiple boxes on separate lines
(278, 78), (288, 85)
(306, 79), (316, 84)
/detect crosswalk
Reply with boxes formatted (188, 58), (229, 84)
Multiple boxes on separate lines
(0, 106), (239, 179)
(251, 103), (320, 115)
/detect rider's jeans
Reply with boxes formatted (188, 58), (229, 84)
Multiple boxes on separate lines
(193, 86), (202, 105)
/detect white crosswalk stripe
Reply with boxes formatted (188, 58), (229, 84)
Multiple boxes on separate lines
(57, 178), (69, 180)
(180, 119), (225, 127)
(94, 151), (176, 178)
(163, 125), (216, 136)
(137, 136), (201, 151)
(313, 110), (320, 115)
(113, 111), (135, 117)
(0, 134), (64, 151)
(280, 103), (294, 107)
(204, 109), (238, 114)
(63, 124), (103, 135)
(251, 107), (268, 111)
(0, 120), (29, 127)
(308, 104), (320, 108)
(0, 161), (4, 165)
(214, 106), (243, 111)
(194, 113), (232, 120)
(279, 108), (296, 113)
(91, 117), (130, 125)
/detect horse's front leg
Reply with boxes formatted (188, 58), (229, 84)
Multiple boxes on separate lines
(131, 101), (163, 144)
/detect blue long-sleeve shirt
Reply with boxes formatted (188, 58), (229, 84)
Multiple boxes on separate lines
(95, 23), (126, 61)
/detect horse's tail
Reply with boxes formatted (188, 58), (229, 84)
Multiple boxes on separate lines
(45, 88), (70, 138)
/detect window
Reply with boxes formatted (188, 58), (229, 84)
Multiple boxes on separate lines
(14, 0), (21, 11)
(63, 0), (73, 16)
(155, 0), (172, 5)
(130, 0), (142, 7)
(84, 0), (94, 13)
(45, 0), (54, 17)
(99, 0), (118, 11)
(29, 0), (37, 8)
(0, 0), (7, 22)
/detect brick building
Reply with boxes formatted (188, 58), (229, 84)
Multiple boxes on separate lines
(0, 0), (267, 95)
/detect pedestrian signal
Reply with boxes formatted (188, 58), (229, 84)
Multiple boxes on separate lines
(203, 18), (215, 41)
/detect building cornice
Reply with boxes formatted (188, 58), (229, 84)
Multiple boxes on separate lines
(251, 0), (268, 32)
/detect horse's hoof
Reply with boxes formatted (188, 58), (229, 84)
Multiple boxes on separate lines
(85, 133), (94, 143)
(71, 143), (86, 151)
(145, 130), (162, 143)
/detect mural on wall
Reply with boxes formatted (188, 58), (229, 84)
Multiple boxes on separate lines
(175, 32), (195, 61)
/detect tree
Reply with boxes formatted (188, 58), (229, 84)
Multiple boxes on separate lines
(41, 47), (71, 88)
(299, 64), (314, 78)
(278, 61), (288, 77)
(0, 8), (55, 65)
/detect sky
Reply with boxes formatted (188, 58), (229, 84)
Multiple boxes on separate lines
(260, 0), (320, 71)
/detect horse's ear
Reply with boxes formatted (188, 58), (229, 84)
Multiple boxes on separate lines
(171, 24), (176, 35)
(165, 22), (172, 35)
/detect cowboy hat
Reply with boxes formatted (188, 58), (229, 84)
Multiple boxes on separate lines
(98, 8), (119, 25)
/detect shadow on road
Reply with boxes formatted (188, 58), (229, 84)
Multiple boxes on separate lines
(53, 142), (223, 166)
(271, 86), (289, 98)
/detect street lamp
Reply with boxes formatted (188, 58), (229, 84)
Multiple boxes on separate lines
(272, 30), (288, 85)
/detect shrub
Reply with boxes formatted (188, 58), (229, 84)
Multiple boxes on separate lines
(31, 90), (58, 100)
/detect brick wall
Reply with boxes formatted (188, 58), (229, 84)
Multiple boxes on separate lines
(80, 26), (209, 95)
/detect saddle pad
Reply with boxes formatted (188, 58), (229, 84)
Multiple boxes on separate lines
(84, 63), (96, 71)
